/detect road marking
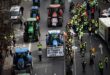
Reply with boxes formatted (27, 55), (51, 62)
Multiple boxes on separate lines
(93, 65), (96, 75)
(54, 73), (56, 75)
(45, 68), (47, 73)
(29, 43), (32, 51)
(99, 43), (103, 54)
(74, 49), (77, 75)
(35, 74), (37, 75)
(23, 44), (26, 47)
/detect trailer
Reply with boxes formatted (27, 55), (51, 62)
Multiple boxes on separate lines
(99, 18), (110, 49)
(46, 30), (64, 57)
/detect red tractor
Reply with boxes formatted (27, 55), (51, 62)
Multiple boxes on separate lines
(47, 4), (63, 27)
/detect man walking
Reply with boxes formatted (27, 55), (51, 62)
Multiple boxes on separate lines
(37, 42), (43, 62)
(104, 56), (109, 68)
(20, 6), (24, 15)
(98, 60), (104, 75)
(82, 60), (87, 72)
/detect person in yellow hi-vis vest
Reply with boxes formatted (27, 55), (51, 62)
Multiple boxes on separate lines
(88, 26), (92, 36)
(37, 42), (42, 50)
(37, 42), (43, 62)
(98, 60), (104, 75)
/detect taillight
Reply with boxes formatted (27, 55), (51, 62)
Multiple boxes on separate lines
(36, 16), (40, 20)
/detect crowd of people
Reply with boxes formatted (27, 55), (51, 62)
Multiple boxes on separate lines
(65, 0), (109, 75)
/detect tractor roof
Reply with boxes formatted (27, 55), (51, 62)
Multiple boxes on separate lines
(15, 47), (29, 53)
(27, 18), (36, 21)
(31, 6), (39, 10)
(10, 5), (21, 11)
(48, 30), (61, 34)
(49, 4), (61, 8)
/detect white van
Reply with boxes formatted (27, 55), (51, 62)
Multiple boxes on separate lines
(10, 5), (22, 23)
(99, 18), (110, 49)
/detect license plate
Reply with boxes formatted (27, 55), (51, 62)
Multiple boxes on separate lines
(52, 22), (57, 26)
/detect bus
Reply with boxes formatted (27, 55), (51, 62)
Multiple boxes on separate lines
(99, 18), (110, 49)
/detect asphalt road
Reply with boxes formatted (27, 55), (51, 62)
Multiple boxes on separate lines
(1, 0), (110, 75)
(2, 0), (70, 75)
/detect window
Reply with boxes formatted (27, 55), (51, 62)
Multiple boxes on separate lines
(11, 11), (19, 16)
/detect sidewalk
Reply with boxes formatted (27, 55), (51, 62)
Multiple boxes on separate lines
(1, 55), (13, 75)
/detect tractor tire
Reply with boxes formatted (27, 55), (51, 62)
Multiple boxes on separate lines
(59, 18), (63, 27)
(47, 19), (51, 27)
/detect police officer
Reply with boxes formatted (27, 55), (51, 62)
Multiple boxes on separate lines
(98, 60), (104, 75)
(37, 42), (43, 62)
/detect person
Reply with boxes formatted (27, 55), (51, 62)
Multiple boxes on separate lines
(13, 36), (16, 47)
(89, 54), (94, 65)
(37, 42), (43, 62)
(86, 1), (91, 19)
(82, 60), (87, 72)
(80, 43), (83, 53)
(38, 49), (42, 62)
(10, 49), (13, 56)
(69, 2), (74, 12)
(91, 7), (95, 19)
(20, 6), (24, 15)
(83, 42), (87, 51)
(37, 42), (42, 50)
(104, 56), (109, 68)
(98, 60), (104, 75)
(20, 19), (23, 29)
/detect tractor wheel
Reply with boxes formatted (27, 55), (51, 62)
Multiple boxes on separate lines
(47, 19), (51, 27)
(59, 18), (63, 27)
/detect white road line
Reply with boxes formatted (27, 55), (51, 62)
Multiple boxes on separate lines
(23, 44), (26, 47)
(74, 49), (77, 75)
(64, 55), (66, 75)
(93, 65), (96, 75)
(45, 68), (47, 73)
(100, 48), (103, 54)
(29, 43), (32, 51)
(54, 73), (56, 75)
(35, 74), (37, 75)
(99, 44), (103, 55)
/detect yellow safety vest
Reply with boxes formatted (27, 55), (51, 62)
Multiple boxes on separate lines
(89, 27), (92, 31)
(37, 44), (42, 49)
(99, 63), (104, 69)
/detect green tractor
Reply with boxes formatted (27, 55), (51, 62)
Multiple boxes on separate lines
(23, 18), (40, 42)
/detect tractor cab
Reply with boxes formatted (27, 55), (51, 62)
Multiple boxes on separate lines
(47, 4), (63, 27)
(23, 18), (40, 42)
(46, 30), (63, 46)
(30, 6), (40, 22)
(50, 0), (65, 9)
(12, 47), (32, 75)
